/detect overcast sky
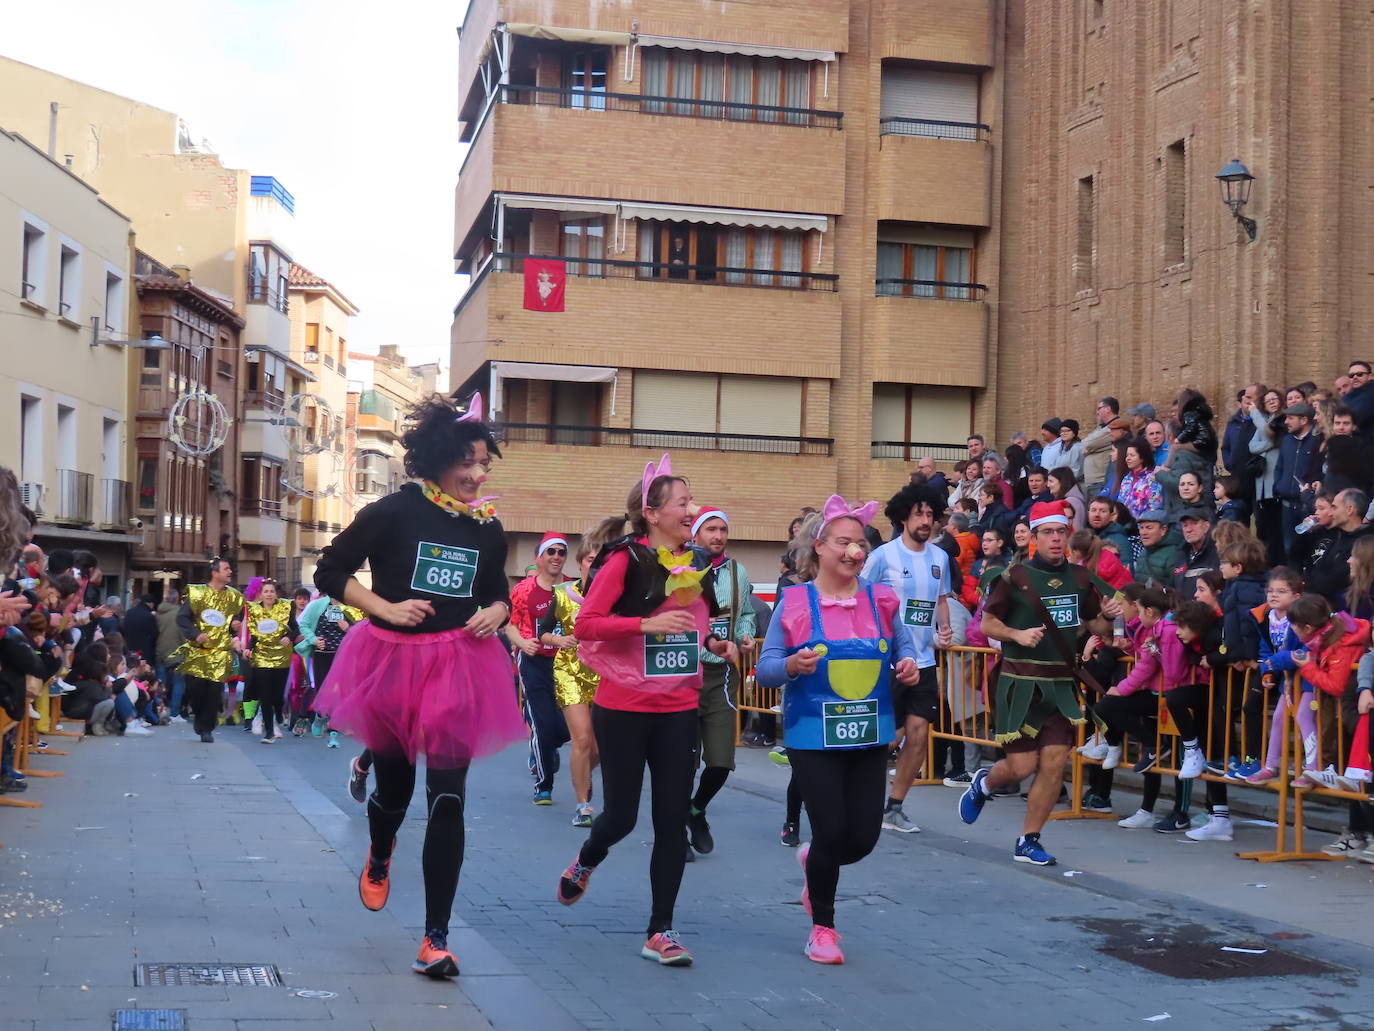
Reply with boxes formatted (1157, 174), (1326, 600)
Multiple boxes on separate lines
(5, 0), (471, 375)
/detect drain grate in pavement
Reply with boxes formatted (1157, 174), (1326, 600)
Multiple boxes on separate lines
(113, 1010), (186, 1030)
(1068, 918), (1346, 980)
(134, 963), (281, 987)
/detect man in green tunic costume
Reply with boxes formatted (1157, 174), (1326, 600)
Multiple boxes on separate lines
(957, 501), (1120, 866)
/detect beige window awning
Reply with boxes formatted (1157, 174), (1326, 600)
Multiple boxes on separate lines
(616, 201), (828, 234)
(635, 33), (836, 62)
(490, 361), (618, 419)
(502, 23), (634, 47)
(496, 193), (620, 217)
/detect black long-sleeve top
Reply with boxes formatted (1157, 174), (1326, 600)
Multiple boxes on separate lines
(313, 482), (510, 635)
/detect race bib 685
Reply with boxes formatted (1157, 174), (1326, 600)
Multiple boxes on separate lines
(411, 541), (479, 599)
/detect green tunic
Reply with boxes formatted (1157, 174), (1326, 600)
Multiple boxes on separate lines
(982, 558), (1108, 745)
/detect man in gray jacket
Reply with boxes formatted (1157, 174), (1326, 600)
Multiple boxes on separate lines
(1080, 397), (1121, 496)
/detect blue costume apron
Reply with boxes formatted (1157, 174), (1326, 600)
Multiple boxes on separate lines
(781, 582), (895, 751)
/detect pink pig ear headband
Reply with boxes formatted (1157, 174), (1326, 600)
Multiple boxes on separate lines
(455, 392), (484, 424)
(642, 453), (673, 509)
(819, 494), (878, 532)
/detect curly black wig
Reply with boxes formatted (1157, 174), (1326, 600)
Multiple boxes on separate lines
(884, 482), (949, 526)
(402, 394), (502, 483)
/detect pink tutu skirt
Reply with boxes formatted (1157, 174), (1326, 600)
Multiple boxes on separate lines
(314, 620), (526, 768)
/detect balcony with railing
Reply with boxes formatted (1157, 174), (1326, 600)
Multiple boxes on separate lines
(52, 469), (94, 525)
(866, 288), (989, 387)
(875, 278), (987, 301)
(869, 441), (968, 462)
(875, 128), (992, 227)
(454, 90), (845, 248)
(452, 252), (842, 383)
(100, 478), (131, 530)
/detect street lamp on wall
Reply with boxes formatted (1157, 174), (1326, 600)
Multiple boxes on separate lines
(1216, 158), (1257, 241)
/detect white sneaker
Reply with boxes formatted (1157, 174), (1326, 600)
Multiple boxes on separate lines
(123, 724), (154, 737)
(1118, 809), (1155, 829)
(1322, 833), (1368, 856)
(251, 712), (264, 736)
(1179, 746), (1206, 779)
(1185, 816), (1233, 842)
(1308, 766), (1343, 791)
(881, 807), (920, 833)
(169, 715), (185, 723)
(1078, 738), (1110, 761)
(27, 704), (41, 720)
(1102, 745), (1123, 771)
(58, 677), (77, 694)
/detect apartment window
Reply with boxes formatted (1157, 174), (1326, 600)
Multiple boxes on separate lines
(56, 404), (77, 469)
(104, 270), (124, 332)
(21, 221), (47, 304)
(58, 244), (81, 320)
(248, 243), (290, 311)
(305, 323), (320, 355)
(136, 456), (157, 514)
(637, 221), (807, 286)
(632, 371), (803, 445)
(880, 63), (981, 137)
(324, 328), (335, 368)
(642, 49), (811, 122)
(102, 418), (120, 479)
(560, 218), (606, 276)
(876, 240), (974, 298)
(1093, 0), (1105, 20)
(1164, 139), (1187, 265)
(20, 395), (42, 483)
(1074, 175), (1097, 292)
(872, 384), (973, 454)
(562, 48), (609, 109)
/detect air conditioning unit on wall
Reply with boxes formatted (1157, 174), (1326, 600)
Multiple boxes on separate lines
(19, 482), (44, 516)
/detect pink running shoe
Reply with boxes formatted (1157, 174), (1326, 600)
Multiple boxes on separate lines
(1244, 767), (1277, 785)
(797, 842), (811, 917)
(805, 925), (845, 965)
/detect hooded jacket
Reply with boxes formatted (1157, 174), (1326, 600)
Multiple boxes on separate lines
(155, 600), (185, 665)
(1206, 574), (1267, 666)
(1298, 612), (1371, 698)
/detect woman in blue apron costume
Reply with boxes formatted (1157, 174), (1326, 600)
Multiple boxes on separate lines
(758, 495), (919, 965)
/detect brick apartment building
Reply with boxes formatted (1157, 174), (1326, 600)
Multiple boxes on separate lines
(449, 0), (1373, 573)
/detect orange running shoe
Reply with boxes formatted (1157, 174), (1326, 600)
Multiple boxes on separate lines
(413, 932), (460, 978)
(358, 846), (392, 911)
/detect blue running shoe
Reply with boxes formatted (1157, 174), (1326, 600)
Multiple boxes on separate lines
(958, 768), (991, 825)
(1226, 758), (1261, 782)
(1013, 833), (1056, 866)
(533, 789), (553, 806)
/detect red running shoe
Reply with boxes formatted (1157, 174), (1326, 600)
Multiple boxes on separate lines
(358, 846), (392, 911)
(413, 932), (459, 978)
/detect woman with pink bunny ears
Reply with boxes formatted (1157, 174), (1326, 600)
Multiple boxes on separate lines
(555, 454), (738, 968)
(756, 495), (921, 965)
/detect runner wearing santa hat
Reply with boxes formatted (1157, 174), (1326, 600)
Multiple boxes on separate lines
(686, 506), (757, 857)
(958, 499), (1122, 866)
(507, 531), (572, 804)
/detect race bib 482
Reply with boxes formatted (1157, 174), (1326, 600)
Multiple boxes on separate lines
(411, 541), (479, 598)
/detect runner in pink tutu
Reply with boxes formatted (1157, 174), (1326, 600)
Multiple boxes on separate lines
(312, 391), (526, 979)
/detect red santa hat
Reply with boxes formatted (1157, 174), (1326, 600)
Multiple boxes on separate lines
(1028, 500), (1072, 530)
(691, 506), (728, 538)
(536, 532), (568, 557)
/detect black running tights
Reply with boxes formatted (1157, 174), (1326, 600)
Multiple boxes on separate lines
(367, 754), (469, 935)
(251, 667), (289, 738)
(788, 746), (887, 929)
(579, 704), (696, 936)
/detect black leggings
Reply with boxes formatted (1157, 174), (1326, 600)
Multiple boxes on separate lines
(1094, 691), (1159, 747)
(786, 766), (803, 826)
(252, 667), (289, 738)
(367, 754), (469, 936)
(788, 746), (887, 929)
(579, 704), (696, 936)
(185, 675), (222, 735)
(1164, 683), (1210, 743)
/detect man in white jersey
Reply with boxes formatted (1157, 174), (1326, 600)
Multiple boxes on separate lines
(862, 483), (953, 833)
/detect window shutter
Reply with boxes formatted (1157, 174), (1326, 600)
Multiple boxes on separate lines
(718, 376), (802, 441)
(872, 384), (908, 442)
(633, 371), (717, 432)
(907, 387), (972, 444)
(880, 67), (979, 123)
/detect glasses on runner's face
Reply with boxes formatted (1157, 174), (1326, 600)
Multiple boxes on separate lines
(544, 548), (567, 557)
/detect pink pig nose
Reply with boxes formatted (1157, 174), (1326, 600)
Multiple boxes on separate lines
(844, 543), (865, 561)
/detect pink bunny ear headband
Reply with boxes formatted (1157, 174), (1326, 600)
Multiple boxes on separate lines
(455, 392), (484, 423)
(820, 493), (878, 530)
(642, 453), (673, 509)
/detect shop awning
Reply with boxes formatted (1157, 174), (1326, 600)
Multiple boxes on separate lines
(634, 33), (836, 62)
(490, 361), (618, 418)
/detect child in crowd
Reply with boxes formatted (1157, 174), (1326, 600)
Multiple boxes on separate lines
(1193, 570), (1225, 613)
(1214, 475), (1252, 525)
(1069, 529), (1133, 590)
(1204, 538), (1268, 776)
(1079, 583), (1148, 812)
(1232, 568), (1304, 781)
(1287, 594), (1369, 788)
